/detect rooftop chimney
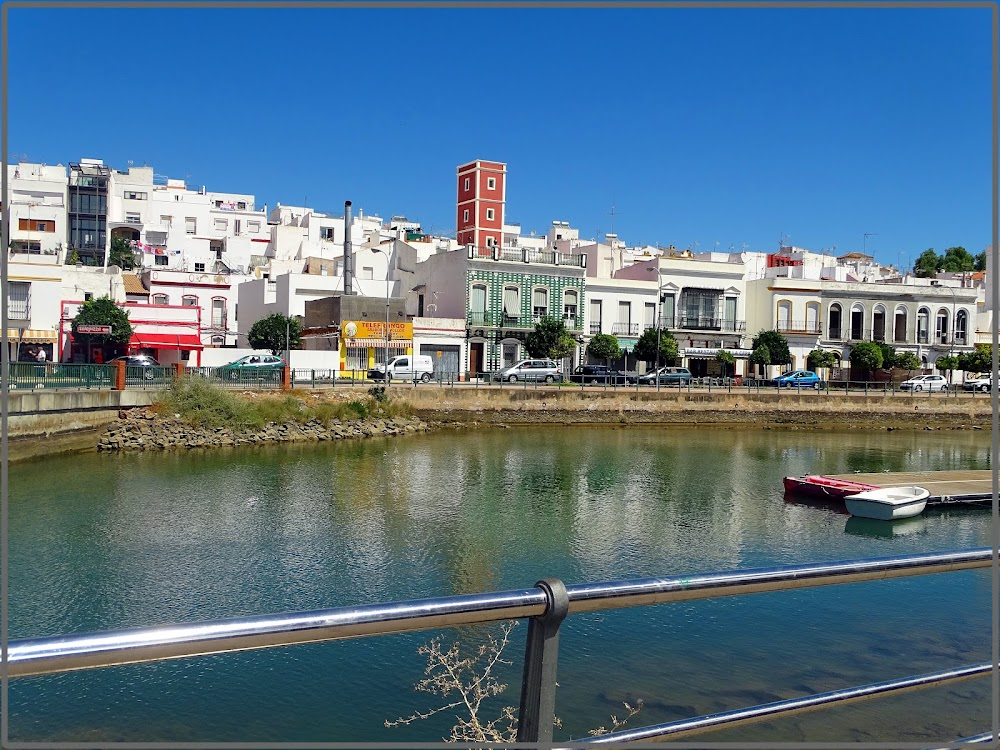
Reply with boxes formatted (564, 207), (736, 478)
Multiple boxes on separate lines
(344, 201), (353, 296)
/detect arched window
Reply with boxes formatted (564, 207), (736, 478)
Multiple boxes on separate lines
(532, 288), (549, 320)
(850, 303), (865, 340)
(917, 308), (930, 344)
(182, 295), (198, 307)
(470, 283), (487, 325)
(935, 308), (950, 344)
(828, 303), (842, 339)
(152, 294), (169, 306)
(956, 309), (969, 345)
(872, 304), (886, 342)
(805, 302), (820, 333)
(776, 301), (792, 331)
(502, 286), (520, 325)
(893, 305), (908, 342)
(563, 289), (578, 326)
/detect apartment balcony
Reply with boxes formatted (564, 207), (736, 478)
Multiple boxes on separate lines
(827, 327), (843, 340)
(589, 323), (602, 335)
(776, 320), (822, 335)
(467, 311), (494, 326)
(611, 323), (640, 336)
(848, 328), (870, 341)
(673, 316), (746, 333)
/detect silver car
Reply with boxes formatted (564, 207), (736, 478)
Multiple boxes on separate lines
(494, 359), (563, 383)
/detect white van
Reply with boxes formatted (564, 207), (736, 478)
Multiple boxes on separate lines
(368, 354), (435, 382)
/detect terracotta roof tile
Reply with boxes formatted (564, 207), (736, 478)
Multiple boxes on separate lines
(123, 274), (148, 295)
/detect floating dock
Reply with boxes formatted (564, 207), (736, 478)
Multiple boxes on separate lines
(825, 470), (994, 505)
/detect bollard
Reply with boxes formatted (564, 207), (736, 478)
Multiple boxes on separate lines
(516, 578), (569, 745)
(173, 362), (185, 381)
(114, 360), (126, 391)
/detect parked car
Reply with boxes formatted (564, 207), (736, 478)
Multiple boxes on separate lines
(637, 366), (692, 386)
(569, 364), (632, 385)
(368, 354), (435, 382)
(108, 354), (161, 380)
(899, 374), (949, 392)
(963, 373), (996, 392)
(493, 359), (563, 383)
(218, 354), (286, 381)
(773, 370), (823, 389)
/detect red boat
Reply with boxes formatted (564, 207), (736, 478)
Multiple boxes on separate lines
(783, 475), (881, 500)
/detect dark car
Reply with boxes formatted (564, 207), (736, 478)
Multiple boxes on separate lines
(637, 366), (692, 386)
(569, 364), (632, 385)
(108, 354), (162, 380)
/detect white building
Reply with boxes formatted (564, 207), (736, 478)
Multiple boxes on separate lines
(4, 162), (69, 257)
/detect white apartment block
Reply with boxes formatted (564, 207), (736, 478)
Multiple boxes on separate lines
(4, 162), (68, 256)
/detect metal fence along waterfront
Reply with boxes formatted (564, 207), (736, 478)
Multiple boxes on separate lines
(7, 547), (994, 744)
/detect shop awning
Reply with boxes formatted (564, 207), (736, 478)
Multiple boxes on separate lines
(131, 333), (204, 350)
(6, 328), (58, 343)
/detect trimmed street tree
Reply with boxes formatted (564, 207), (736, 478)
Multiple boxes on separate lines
(71, 296), (133, 346)
(894, 351), (922, 377)
(935, 355), (959, 385)
(875, 342), (896, 370)
(525, 317), (577, 360)
(634, 326), (678, 366)
(958, 344), (992, 374)
(750, 330), (791, 366)
(715, 349), (735, 377)
(586, 333), (621, 365)
(248, 313), (302, 356)
(849, 341), (883, 379)
(749, 344), (770, 378)
(806, 349), (838, 371)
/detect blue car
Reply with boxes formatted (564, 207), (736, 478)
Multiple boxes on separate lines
(773, 370), (823, 389)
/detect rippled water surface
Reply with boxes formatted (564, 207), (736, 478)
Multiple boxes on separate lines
(8, 425), (995, 742)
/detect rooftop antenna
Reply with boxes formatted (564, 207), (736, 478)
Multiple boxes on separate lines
(864, 232), (878, 255)
(779, 233), (790, 251)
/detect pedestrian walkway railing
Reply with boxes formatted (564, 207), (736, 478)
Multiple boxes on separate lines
(7, 547), (994, 745)
(7, 362), (114, 390)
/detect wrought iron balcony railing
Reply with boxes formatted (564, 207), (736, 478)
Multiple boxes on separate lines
(776, 320), (822, 334)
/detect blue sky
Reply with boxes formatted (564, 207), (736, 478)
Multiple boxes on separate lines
(6, 3), (994, 269)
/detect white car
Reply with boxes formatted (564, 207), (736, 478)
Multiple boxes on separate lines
(899, 374), (949, 392)
(963, 374), (996, 392)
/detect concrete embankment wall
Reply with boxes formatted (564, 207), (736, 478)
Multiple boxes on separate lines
(7, 389), (159, 460)
(381, 386), (993, 428)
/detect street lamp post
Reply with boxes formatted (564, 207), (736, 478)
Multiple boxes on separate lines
(372, 246), (391, 386)
(647, 267), (668, 390)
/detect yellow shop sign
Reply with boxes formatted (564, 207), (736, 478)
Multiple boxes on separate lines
(342, 320), (413, 340)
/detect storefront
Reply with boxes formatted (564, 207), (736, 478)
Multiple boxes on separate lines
(682, 347), (752, 378)
(340, 320), (413, 372)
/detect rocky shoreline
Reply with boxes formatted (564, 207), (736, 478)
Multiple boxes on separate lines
(97, 408), (438, 452)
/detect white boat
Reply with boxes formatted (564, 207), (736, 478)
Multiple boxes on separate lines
(844, 486), (930, 521)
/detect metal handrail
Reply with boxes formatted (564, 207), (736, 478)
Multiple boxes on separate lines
(581, 662), (991, 744)
(8, 548), (990, 680)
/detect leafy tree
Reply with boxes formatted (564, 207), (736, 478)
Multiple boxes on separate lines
(715, 349), (735, 377)
(806, 349), (838, 370)
(247, 313), (302, 356)
(634, 326), (678, 366)
(71, 295), (133, 345)
(875, 342), (896, 370)
(108, 237), (137, 270)
(849, 341), (883, 377)
(749, 344), (770, 370)
(940, 246), (975, 272)
(958, 344), (992, 374)
(750, 330), (791, 366)
(936, 355), (959, 384)
(67, 249), (81, 265)
(913, 249), (940, 278)
(525, 317), (576, 360)
(893, 351), (922, 375)
(586, 333), (621, 364)
(975, 251), (987, 272)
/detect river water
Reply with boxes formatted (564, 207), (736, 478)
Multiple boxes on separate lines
(7, 426), (995, 743)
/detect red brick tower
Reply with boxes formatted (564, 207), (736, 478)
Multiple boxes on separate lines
(456, 160), (506, 248)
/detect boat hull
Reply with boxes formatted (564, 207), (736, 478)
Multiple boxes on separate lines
(783, 475), (880, 500)
(844, 486), (930, 521)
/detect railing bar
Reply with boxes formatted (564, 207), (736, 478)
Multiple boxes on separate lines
(8, 589), (547, 678)
(924, 731), (996, 749)
(7, 548), (991, 678)
(579, 662), (991, 744)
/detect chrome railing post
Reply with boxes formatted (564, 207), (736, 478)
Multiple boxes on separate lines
(516, 578), (569, 745)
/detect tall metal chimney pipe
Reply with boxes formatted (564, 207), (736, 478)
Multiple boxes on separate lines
(344, 200), (353, 296)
